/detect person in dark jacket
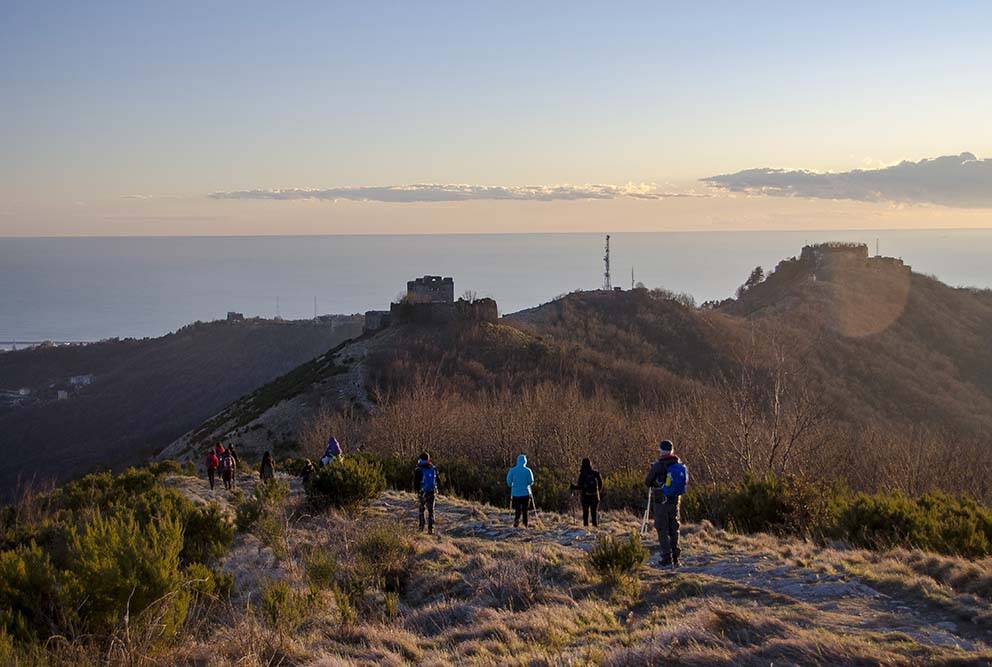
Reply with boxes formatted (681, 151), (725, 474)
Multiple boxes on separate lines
(570, 458), (604, 527)
(205, 449), (220, 490)
(644, 440), (683, 567)
(259, 451), (275, 482)
(413, 452), (438, 534)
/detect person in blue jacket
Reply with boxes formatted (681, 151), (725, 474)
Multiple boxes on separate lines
(506, 454), (535, 527)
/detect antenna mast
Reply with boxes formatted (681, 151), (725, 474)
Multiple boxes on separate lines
(631, 267), (635, 290)
(603, 234), (611, 290)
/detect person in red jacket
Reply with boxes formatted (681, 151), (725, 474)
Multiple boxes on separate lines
(205, 449), (220, 490)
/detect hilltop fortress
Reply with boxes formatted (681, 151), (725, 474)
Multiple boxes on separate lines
(799, 242), (911, 275)
(365, 275), (498, 332)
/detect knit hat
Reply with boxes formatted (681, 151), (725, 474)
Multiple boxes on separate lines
(659, 439), (674, 453)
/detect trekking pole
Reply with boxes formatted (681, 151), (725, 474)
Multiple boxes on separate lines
(640, 487), (653, 535)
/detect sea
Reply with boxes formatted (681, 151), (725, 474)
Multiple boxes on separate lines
(2, 230), (991, 347)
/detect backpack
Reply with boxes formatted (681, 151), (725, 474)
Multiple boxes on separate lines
(579, 470), (599, 496)
(663, 462), (688, 498)
(420, 465), (437, 493)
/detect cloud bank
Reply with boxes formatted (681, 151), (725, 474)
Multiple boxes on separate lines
(702, 152), (992, 208)
(209, 183), (702, 203)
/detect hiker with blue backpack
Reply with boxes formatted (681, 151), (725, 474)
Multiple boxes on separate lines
(644, 439), (688, 568)
(413, 452), (438, 534)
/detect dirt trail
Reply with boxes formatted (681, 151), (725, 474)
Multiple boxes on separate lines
(166, 473), (991, 656)
(373, 490), (992, 654)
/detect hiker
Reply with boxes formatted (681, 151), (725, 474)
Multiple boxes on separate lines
(413, 452), (438, 534)
(214, 442), (225, 458)
(506, 454), (535, 528)
(301, 458), (316, 484)
(570, 457), (604, 527)
(205, 449), (220, 490)
(221, 447), (237, 491)
(320, 436), (343, 466)
(259, 451), (275, 482)
(644, 439), (688, 567)
(227, 443), (241, 469)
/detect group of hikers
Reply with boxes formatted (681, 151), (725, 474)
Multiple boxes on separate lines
(203, 435), (688, 567)
(204, 442), (277, 490)
(412, 438), (687, 567)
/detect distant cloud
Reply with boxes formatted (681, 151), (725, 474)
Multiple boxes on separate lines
(209, 183), (705, 203)
(702, 152), (992, 208)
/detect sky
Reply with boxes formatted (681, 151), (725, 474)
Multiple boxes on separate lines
(2, 1), (991, 236)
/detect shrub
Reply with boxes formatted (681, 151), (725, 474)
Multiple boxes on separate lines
(305, 457), (386, 510)
(259, 579), (312, 633)
(701, 476), (831, 537)
(305, 550), (338, 590)
(354, 525), (414, 592)
(180, 504), (233, 565)
(832, 492), (992, 558)
(588, 532), (648, 581)
(235, 479), (290, 532)
(0, 542), (63, 643)
(65, 510), (190, 638)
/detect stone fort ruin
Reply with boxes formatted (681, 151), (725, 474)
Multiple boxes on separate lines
(364, 276), (497, 332)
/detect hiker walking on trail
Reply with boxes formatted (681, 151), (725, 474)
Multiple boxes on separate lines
(507, 454), (535, 528)
(571, 458), (604, 527)
(259, 451), (275, 482)
(645, 440), (688, 568)
(320, 436), (343, 466)
(205, 449), (220, 490)
(220, 447), (237, 491)
(413, 452), (438, 534)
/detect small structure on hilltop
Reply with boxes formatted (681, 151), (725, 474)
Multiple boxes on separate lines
(363, 310), (392, 333)
(407, 276), (455, 303)
(227, 311), (245, 322)
(800, 242), (910, 274)
(69, 374), (94, 387)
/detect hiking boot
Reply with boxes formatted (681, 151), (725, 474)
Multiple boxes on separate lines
(656, 557), (673, 568)
(672, 558), (681, 568)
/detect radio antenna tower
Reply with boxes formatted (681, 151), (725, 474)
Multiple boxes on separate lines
(631, 267), (635, 290)
(603, 234), (612, 290)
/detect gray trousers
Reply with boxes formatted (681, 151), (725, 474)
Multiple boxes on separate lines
(654, 497), (681, 560)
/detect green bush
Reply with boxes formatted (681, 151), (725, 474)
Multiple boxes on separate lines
(65, 510), (189, 638)
(0, 465), (237, 648)
(354, 525), (414, 592)
(235, 479), (290, 532)
(588, 531), (648, 580)
(832, 492), (992, 558)
(305, 550), (338, 590)
(696, 475), (831, 537)
(180, 503), (234, 565)
(259, 579), (312, 633)
(0, 542), (63, 643)
(305, 457), (386, 510)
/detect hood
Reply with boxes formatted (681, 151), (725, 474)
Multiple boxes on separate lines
(516, 454), (528, 467)
(658, 454), (681, 465)
(580, 458), (592, 472)
(418, 459), (433, 468)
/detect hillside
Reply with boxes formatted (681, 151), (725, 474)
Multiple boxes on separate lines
(166, 244), (992, 501)
(12, 467), (989, 665)
(0, 316), (363, 491)
(508, 246), (992, 438)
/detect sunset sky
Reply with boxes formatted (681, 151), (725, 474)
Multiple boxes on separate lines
(3, 2), (991, 236)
